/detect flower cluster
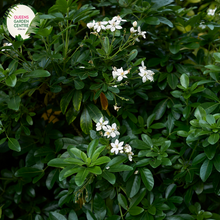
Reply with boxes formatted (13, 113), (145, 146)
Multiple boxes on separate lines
(130, 21), (147, 42)
(1, 42), (12, 52)
(138, 61), (155, 83)
(111, 140), (134, 161)
(112, 67), (129, 82)
(96, 117), (120, 138)
(207, 8), (217, 16)
(87, 15), (126, 33)
(96, 117), (134, 161)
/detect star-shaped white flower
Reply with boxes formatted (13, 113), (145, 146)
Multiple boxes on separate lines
(116, 67), (129, 82)
(112, 15), (127, 23)
(139, 61), (147, 72)
(137, 26), (146, 39)
(138, 69), (155, 83)
(108, 123), (120, 137)
(106, 19), (122, 32)
(87, 20), (96, 29)
(112, 67), (118, 79)
(103, 126), (112, 138)
(208, 8), (217, 16)
(96, 117), (108, 131)
(110, 139), (124, 155)
(130, 27), (137, 34)
(94, 21), (108, 32)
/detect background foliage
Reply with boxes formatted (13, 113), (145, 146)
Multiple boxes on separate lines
(1, 0), (220, 219)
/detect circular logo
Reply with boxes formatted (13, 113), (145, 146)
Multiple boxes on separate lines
(6, 4), (35, 40)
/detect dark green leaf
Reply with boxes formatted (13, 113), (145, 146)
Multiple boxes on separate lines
(49, 211), (67, 220)
(118, 193), (128, 210)
(129, 206), (144, 216)
(200, 159), (213, 182)
(140, 168), (154, 191)
(15, 167), (42, 178)
(74, 80), (84, 90)
(87, 103), (103, 123)
(75, 168), (89, 186)
(8, 138), (21, 152)
(94, 193), (106, 220)
(7, 96), (21, 111)
(208, 133), (219, 145)
(126, 175), (141, 198)
(73, 90), (82, 111)
(68, 210), (78, 220)
(6, 74), (17, 87)
(167, 73), (178, 89)
(165, 184), (177, 199)
(153, 99), (168, 120)
(46, 169), (59, 190)
(145, 17), (160, 25)
(80, 107), (93, 134)
(25, 70), (51, 78)
(169, 44), (180, 54)
(101, 170), (116, 184)
(60, 90), (74, 114)
(87, 139), (99, 158)
(180, 74), (189, 89)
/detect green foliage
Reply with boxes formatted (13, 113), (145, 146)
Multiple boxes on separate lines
(1, 0), (220, 219)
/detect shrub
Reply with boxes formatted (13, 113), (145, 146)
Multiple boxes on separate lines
(1, 0), (220, 219)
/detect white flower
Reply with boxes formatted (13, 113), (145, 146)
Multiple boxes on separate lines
(103, 126), (112, 138)
(2, 43), (12, 51)
(94, 21), (108, 32)
(106, 19), (122, 32)
(208, 8), (217, 16)
(199, 22), (206, 29)
(112, 15), (127, 23)
(139, 69), (155, 83)
(128, 151), (134, 161)
(139, 61), (147, 71)
(96, 117), (108, 131)
(130, 27), (137, 34)
(87, 20), (96, 29)
(79, 66), (85, 69)
(137, 26), (146, 39)
(112, 67), (118, 79)
(124, 144), (132, 153)
(109, 123), (120, 137)
(116, 67), (129, 82)
(114, 105), (121, 111)
(106, 166), (110, 169)
(133, 21), (137, 27)
(110, 139), (124, 155)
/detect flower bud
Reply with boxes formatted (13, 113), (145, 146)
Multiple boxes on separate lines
(133, 21), (137, 27)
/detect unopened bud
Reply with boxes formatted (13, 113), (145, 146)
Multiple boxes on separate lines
(133, 21), (137, 27)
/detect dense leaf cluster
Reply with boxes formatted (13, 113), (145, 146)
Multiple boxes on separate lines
(1, 0), (220, 219)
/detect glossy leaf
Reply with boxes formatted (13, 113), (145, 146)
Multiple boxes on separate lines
(200, 159), (213, 182)
(140, 168), (154, 191)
